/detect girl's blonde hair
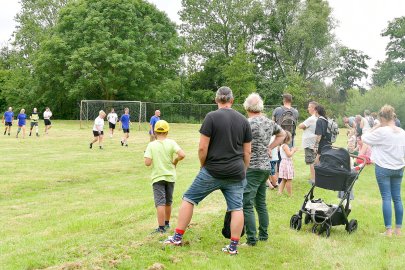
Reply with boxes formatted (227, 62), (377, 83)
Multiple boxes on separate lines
(378, 104), (395, 121)
(283, 130), (292, 145)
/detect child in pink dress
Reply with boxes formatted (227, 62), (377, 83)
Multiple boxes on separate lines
(278, 131), (298, 196)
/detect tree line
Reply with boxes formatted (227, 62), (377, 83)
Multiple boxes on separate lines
(0, 0), (404, 120)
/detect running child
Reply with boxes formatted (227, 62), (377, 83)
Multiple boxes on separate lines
(144, 120), (185, 233)
(16, 109), (27, 139)
(29, 108), (40, 137)
(107, 108), (118, 138)
(43, 107), (52, 134)
(89, 110), (106, 150)
(120, 108), (131, 147)
(278, 131), (298, 196)
(3, 107), (14, 136)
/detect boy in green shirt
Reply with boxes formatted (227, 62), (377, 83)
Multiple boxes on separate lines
(144, 120), (185, 233)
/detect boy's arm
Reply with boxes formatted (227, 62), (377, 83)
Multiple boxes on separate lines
(144, 157), (152, 166)
(173, 149), (185, 167)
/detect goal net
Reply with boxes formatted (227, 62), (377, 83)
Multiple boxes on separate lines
(80, 100), (146, 129)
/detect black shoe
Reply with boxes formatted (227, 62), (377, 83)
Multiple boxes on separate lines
(99, 146), (103, 150)
(125, 144), (128, 147)
(120, 141), (124, 146)
(89, 143), (93, 149)
(8, 133), (10, 136)
(151, 227), (166, 234)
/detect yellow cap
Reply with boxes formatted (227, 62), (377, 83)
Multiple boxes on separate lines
(154, 120), (170, 132)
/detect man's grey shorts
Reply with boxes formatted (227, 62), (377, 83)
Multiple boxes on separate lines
(153, 180), (174, 207)
(305, 148), (316, 164)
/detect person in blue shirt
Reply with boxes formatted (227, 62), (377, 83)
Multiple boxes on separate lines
(120, 107), (131, 147)
(149, 110), (161, 141)
(3, 107), (14, 136)
(16, 109), (27, 139)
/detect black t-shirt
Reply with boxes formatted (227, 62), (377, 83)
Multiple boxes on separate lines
(199, 108), (252, 181)
(315, 117), (331, 154)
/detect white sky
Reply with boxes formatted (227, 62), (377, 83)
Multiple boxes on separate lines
(1, 0), (405, 72)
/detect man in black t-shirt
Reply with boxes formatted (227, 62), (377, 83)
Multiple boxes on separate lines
(164, 86), (252, 255)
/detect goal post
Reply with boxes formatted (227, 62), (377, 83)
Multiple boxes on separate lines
(80, 100), (146, 129)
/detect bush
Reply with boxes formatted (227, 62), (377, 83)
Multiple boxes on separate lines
(345, 82), (405, 126)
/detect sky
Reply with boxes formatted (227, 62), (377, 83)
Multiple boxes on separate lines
(1, 0), (405, 79)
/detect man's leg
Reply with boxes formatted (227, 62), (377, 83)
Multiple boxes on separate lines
(255, 172), (270, 241)
(230, 210), (244, 240)
(243, 169), (262, 245)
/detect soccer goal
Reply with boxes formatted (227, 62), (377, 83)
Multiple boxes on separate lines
(80, 100), (147, 129)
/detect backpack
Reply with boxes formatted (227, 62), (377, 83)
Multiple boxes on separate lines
(277, 107), (297, 135)
(320, 116), (339, 143)
(366, 116), (374, 128)
(222, 211), (245, 239)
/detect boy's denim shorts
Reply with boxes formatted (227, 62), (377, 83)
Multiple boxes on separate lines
(183, 167), (246, 211)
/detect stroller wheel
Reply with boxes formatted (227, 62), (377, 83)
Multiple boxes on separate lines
(324, 226), (331, 238)
(304, 214), (311, 224)
(311, 224), (318, 234)
(346, 219), (358, 233)
(290, 214), (302, 231)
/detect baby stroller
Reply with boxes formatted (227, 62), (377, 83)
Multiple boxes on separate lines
(290, 146), (365, 237)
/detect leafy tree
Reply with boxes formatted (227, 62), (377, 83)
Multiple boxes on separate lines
(256, 0), (336, 82)
(372, 17), (405, 86)
(179, 0), (263, 58)
(346, 82), (405, 124)
(223, 44), (256, 103)
(332, 46), (370, 100)
(34, 0), (182, 117)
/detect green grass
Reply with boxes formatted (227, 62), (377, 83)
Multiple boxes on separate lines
(1, 121), (404, 270)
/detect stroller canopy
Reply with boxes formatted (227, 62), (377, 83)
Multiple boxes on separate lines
(319, 147), (351, 172)
(315, 147), (356, 191)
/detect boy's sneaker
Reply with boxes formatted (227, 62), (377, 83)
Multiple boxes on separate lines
(125, 144), (128, 147)
(151, 227), (166, 234)
(164, 224), (170, 230)
(163, 236), (182, 246)
(99, 146), (103, 150)
(89, 143), (93, 149)
(120, 140), (124, 146)
(221, 245), (238, 255)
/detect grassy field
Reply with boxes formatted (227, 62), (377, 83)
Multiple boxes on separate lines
(1, 120), (404, 270)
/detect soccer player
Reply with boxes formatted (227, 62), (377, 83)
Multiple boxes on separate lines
(43, 107), (52, 134)
(16, 109), (27, 139)
(29, 108), (40, 137)
(120, 108), (131, 147)
(3, 107), (14, 136)
(90, 110), (106, 150)
(107, 108), (118, 138)
(149, 110), (160, 141)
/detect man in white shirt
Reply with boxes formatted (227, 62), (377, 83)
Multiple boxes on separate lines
(90, 110), (106, 150)
(298, 101), (318, 184)
(107, 108), (119, 138)
(43, 107), (53, 134)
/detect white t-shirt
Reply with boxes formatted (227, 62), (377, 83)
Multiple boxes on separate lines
(362, 126), (405, 170)
(280, 144), (290, 159)
(107, 113), (118, 124)
(43, 111), (52, 119)
(301, 115), (318, 148)
(361, 117), (371, 134)
(93, 116), (104, 131)
(269, 136), (279, 161)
